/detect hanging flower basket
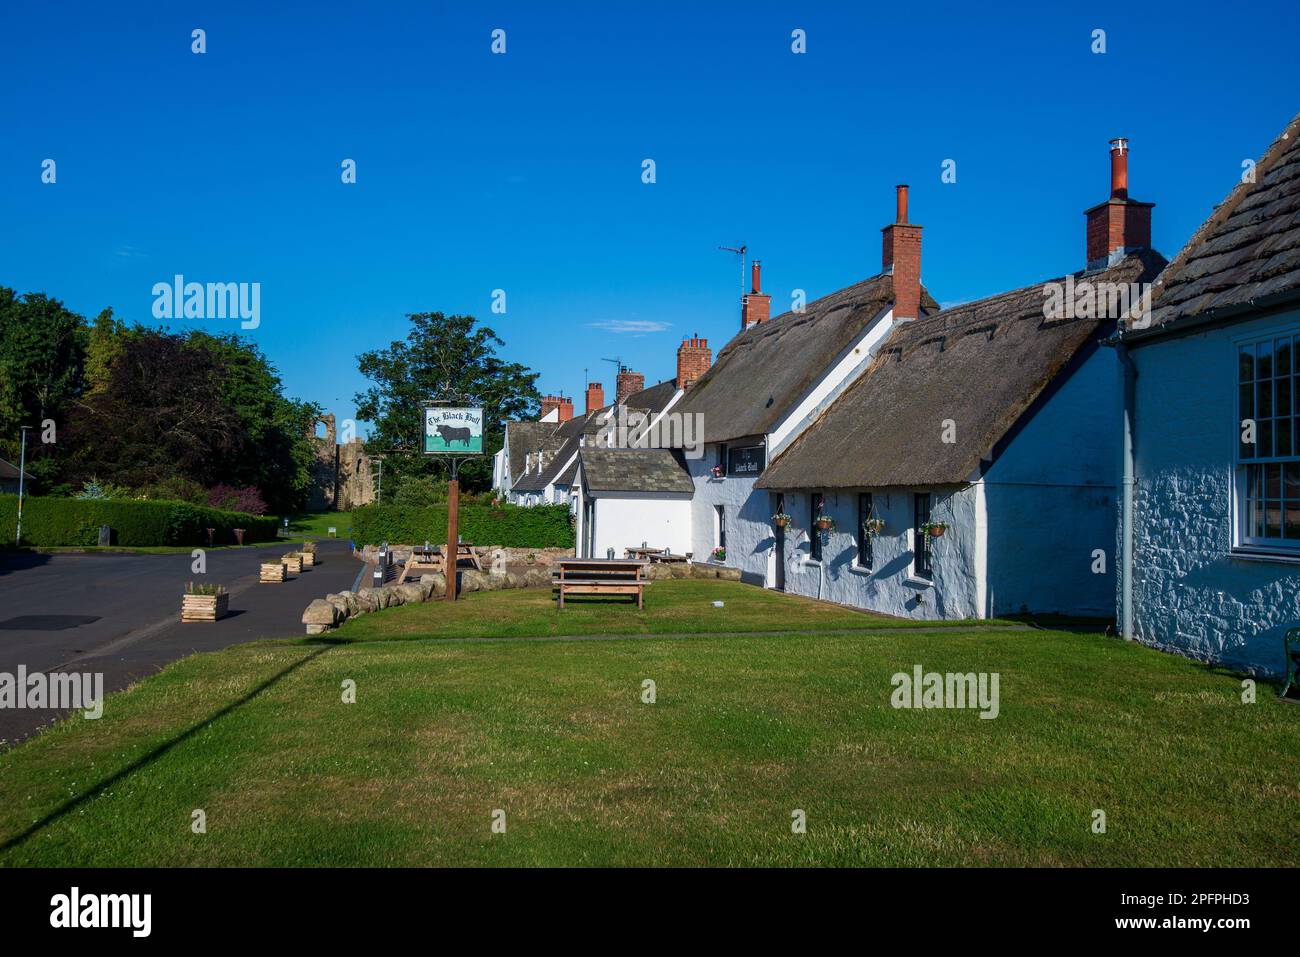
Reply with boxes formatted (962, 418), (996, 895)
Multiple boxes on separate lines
(710, 465), (724, 479)
(814, 515), (835, 533)
(862, 517), (885, 537)
(921, 520), (950, 539)
(710, 546), (727, 562)
(771, 512), (793, 529)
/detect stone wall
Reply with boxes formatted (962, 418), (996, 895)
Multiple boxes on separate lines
(1128, 307), (1300, 677)
(307, 413), (375, 511)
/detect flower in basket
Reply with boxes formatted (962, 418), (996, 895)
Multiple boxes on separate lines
(710, 546), (727, 561)
(814, 514), (835, 533)
(920, 520), (950, 538)
(710, 465), (724, 478)
(771, 512), (793, 528)
(862, 517), (885, 536)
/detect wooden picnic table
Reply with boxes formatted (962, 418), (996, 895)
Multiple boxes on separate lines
(625, 546), (666, 560)
(398, 543), (483, 583)
(553, 558), (648, 609)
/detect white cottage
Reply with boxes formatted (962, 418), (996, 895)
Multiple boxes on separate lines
(758, 140), (1167, 620)
(1117, 113), (1300, 676)
(671, 187), (938, 585)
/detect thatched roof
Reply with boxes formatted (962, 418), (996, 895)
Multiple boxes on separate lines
(757, 250), (1167, 490)
(578, 448), (693, 494)
(675, 274), (939, 444)
(1136, 112), (1300, 338)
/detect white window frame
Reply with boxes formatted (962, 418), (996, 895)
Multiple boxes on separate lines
(1233, 325), (1300, 554)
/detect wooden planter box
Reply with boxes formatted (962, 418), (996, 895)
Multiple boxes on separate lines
(181, 592), (229, 622)
(301, 551), (316, 567)
(260, 562), (286, 583)
(283, 555), (303, 574)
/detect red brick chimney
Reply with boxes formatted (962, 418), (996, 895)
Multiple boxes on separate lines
(740, 260), (771, 331)
(539, 395), (561, 420)
(616, 368), (645, 405)
(676, 335), (712, 390)
(881, 185), (922, 321)
(1084, 138), (1154, 269)
(556, 395), (574, 422)
(585, 381), (605, 414)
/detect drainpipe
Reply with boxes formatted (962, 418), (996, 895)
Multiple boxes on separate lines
(1103, 330), (1137, 640)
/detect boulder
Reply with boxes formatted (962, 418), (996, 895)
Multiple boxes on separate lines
(505, 571), (527, 589)
(460, 570), (488, 593)
(395, 583), (425, 604)
(326, 594), (351, 618)
(691, 564), (718, 579)
(523, 567), (553, 588)
(715, 566), (742, 581)
(645, 563), (673, 581)
(669, 563), (692, 579)
(303, 599), (339, 632)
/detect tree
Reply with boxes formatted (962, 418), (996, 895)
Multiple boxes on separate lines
(64, 331), (246, 489)
(0, 288), (88, 479)
(355, 313), (539, 492)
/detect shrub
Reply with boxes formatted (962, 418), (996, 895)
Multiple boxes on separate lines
(0, 494), (278, 547)
(75, 478), (132, 500)
(206, 484), (268, 516)
(351, 503), (574, 548)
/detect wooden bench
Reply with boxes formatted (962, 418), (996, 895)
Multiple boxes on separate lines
(553, 558), (648, 609)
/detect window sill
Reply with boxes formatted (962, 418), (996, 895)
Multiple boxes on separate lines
(1228, 547), (1300, 567)
(848, 563), (874, 577)
(799, 558), (823, 568)
(903, 577), (934, 589)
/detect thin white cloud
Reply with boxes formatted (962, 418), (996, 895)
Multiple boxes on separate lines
(587, 319), (670, 335)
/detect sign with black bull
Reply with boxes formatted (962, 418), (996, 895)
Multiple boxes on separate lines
(424, 407), (483, 454)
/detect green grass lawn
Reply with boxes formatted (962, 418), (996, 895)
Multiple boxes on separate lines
(322, 578), (1019, 642)
(0, 582), (1295, 867)
(285, 510), (352, 540)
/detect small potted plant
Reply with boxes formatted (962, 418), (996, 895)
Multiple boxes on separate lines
(300, 541), (317, 567)
(260, 559), (286, 583)
(710, 465), (724, 479)
(771, 512), (793, 529)
(920, 520), (950, 538)
(862, 517), (885, 537)
(710, 546), (727, 562)
(814, 514), (835, 534)
(181, 582), (229, 621)
(283, 551), (303, 574)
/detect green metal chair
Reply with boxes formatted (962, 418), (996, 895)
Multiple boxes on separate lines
(1281, 628), (1300, 701)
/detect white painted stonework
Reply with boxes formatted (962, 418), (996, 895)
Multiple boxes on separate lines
(581, 492), (692, 558)
(1128, 306), (1300, 676)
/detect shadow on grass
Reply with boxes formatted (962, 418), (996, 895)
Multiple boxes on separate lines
(0, 645), (331, 855)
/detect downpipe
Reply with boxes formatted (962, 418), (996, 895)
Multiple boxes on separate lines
(1103, 330), (1137, 641)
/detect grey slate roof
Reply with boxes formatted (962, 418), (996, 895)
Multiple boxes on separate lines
(625, 378), (679, 414)
(554, 459), (579, 486)
(578, 448), (693, 494)
(757, 250), (1167, 490)
(675, 273), (939, 445)
(506, 421), (561, 485)
(522, 436), (580, 491)
(1137, 113), (1300, 338)
(0, 457), (30, 481)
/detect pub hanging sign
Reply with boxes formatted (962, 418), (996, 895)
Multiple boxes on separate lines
(424, 407), (484, 454)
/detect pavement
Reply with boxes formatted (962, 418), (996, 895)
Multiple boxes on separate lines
(0, 538), (364, 747)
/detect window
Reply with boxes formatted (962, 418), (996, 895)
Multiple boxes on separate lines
(715, 505), (726, 549)
(810, 492), (826, 562)
(1238, 333), (1300, 549)
(857, 493), (873, 569)
(913, 493), (933, 579)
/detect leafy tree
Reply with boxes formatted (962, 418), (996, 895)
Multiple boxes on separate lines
(0, 288), (88, 479)
(355, 313), (539, 492)
(64, 331), (245, 490)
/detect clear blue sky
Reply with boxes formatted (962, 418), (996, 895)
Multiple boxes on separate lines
(3, 0), (1297, 433)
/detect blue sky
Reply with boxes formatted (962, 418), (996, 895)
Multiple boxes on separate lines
(3, 0), (1297, 434)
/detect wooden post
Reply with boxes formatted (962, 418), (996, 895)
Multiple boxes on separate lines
(446, 475), (459, 601)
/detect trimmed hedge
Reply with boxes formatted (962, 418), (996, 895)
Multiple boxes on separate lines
(0, 494), (279, 547)
(351, 503), (574, 549)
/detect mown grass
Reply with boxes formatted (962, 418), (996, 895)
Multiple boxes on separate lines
(0, 606), (1295, 866)
(286, 511), (351, 540)
(322, 579), (1020, 642)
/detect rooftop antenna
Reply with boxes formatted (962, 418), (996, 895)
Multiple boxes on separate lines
(719, 242), (747, 298)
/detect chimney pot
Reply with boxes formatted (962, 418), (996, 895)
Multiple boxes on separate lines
(896, 184), (909, 224)
(1109, 138), (1129, 200)
(881, 187), (922, 320)
(740, 259), (772, 330)
(1085, 137), (1152, 268)
(584, 381), (605, 414)
(751, 261), (762, 293)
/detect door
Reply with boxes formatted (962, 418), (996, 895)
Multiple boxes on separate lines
(772, 492), (786, 592)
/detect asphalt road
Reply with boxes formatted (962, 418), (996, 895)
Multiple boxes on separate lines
(0, 539), (364, 747)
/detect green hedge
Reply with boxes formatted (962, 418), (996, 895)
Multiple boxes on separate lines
(351, 503), (574, 549)
(0, 495), (279, 547)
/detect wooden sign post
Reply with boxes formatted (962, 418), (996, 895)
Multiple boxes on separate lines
(423, 403), (483, 602)
(446, 473), (460, 601)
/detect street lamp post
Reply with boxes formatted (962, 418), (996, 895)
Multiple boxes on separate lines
(16, 425), (32, 546)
